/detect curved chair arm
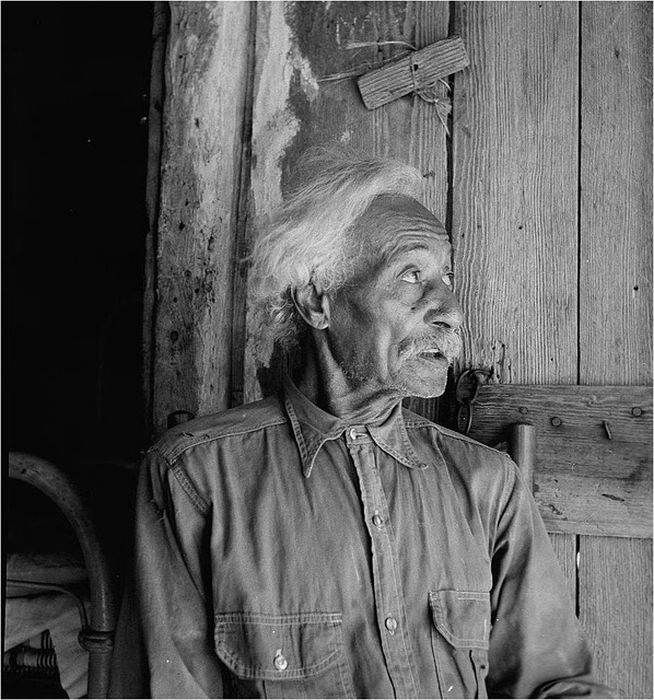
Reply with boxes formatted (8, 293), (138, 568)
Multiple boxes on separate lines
(8, 451), (116, 698)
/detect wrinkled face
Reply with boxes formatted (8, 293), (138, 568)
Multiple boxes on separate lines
(327, 195), (464, 398)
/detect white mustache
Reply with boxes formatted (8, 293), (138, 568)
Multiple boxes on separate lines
(398, 330), (462, 363)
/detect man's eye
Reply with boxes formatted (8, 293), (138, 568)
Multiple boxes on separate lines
(443, 271), (454, 287)
(400, 269), (421, 284)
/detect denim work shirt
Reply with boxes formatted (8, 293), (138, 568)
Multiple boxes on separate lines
(112, 380), (611, 699)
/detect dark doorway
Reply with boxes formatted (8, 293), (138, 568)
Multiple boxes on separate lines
(3, 2), (153, 466)
(3, 7), (153, 693)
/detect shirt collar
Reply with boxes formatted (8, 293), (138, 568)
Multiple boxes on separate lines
(283, 378), (429, 477)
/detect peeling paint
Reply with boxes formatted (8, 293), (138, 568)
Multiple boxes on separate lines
(245, 3), (321, 401)
(251, 3), (318, 219)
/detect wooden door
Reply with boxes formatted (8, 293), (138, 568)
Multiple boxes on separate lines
(147, 1), (652, 695)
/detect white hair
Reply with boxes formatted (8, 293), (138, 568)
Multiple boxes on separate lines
(250, 151), (423, 351)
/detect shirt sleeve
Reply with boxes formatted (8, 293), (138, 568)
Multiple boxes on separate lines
(110, 447), (224, 698)
(486, 457), (614, 699)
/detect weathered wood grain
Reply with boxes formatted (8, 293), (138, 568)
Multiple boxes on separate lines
(467, 384), (652, 537)
(228, 2), (257, 409)
(143, 2), (168, 438)
(152, 2), (252, 434)
(357, 36), (469, 109)
(578, 9), (653, 692)
(451, 2), (579, 384)
(579, 536), (653, 698)
(244, 1), (451, 404)
(549, 533), (577, 606)
(580, 2), (653, 386)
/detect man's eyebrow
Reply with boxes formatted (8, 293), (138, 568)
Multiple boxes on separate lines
(381, 238), (447, 264)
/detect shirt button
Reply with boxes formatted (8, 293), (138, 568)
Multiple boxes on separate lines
(273, 649), (288, 671)
(372, 512), (384, 528)
(385, 615), (398, 634)
(349, 428), (359, 440)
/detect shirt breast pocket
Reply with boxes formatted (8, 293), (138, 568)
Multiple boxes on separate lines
(429, 590), (491, 699)
(213, 611), (353, 699)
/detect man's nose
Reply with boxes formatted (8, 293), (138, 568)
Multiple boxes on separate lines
(423, 285), (464, 330)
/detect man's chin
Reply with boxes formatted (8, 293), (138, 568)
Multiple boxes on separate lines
(396, 359), (450, 398)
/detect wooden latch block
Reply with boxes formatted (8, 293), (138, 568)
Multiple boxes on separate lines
(357, 36), (470, 110)
(462, 384), (653, 539)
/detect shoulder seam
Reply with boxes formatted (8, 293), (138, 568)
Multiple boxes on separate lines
(165, 417), (288, 463)
(406, 421), (510, 458)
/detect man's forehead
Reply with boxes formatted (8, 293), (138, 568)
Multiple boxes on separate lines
(356, 194), (448, 241)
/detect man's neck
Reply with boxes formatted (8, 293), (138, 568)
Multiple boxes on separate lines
(293, 333), (403, 425)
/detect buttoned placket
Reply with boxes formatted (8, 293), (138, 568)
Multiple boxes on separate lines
(345, 426), (419, 698)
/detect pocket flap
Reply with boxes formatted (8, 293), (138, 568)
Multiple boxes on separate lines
(214, 612), (344, 680)
(429, 590), (490, 649)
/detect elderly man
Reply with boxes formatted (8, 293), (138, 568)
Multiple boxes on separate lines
(112, 155), (611, 698)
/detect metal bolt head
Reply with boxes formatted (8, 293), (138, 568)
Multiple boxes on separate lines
(550, 416), (562, 427)
(632, 407), (643, 417)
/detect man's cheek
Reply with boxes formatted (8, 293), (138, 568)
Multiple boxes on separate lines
(385, 337), (406, 375)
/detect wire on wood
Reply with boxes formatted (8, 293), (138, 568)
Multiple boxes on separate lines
(356, 36), (470, 110)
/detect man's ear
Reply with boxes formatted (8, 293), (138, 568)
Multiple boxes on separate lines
(292, 282), (330, 330)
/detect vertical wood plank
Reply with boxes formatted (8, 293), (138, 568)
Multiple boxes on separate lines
(579, 9), (652, 697)
(579, 536), (653, 698)
(152, 2), (252, 434)
(244, 1), (452, 404)
(406, 0), (449, 224)
(580, 2), (653, 386)
(548, 532), (577, 604)
(451, 2), (579, 383)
